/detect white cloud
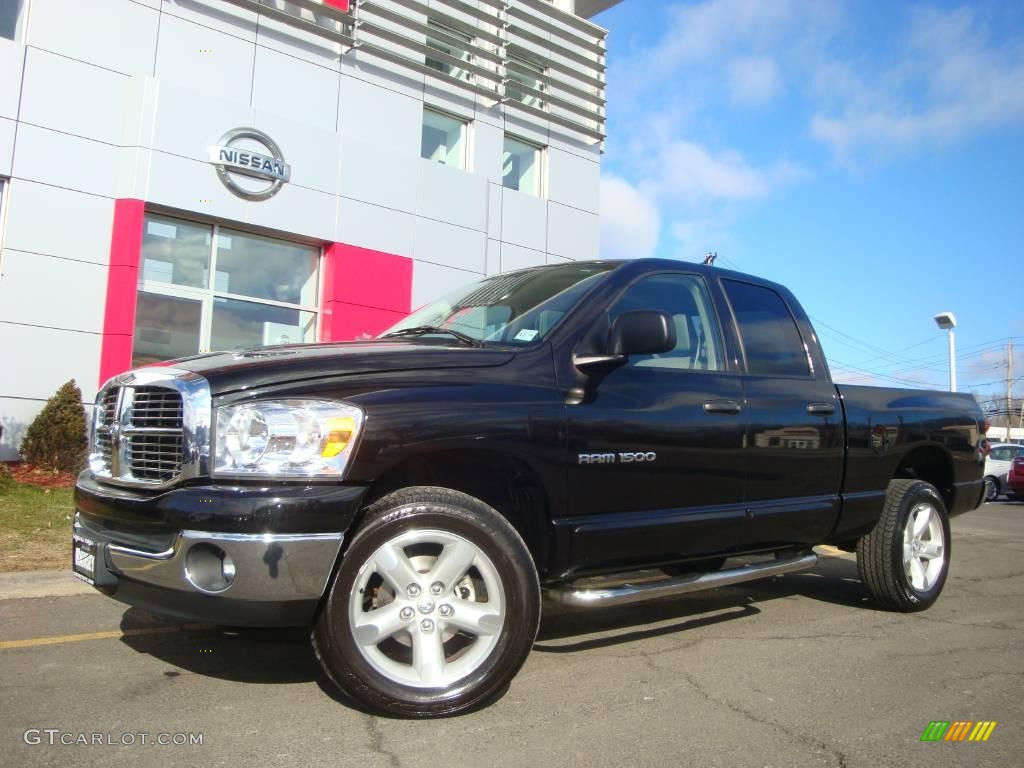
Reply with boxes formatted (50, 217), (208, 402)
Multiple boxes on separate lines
(810, 6), (1024, 160)
(728, 56), (781, 106)
(599, 176), (661, 259)
(654, 140), (770, 201)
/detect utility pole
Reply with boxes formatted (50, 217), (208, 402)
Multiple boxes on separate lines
(1007, 340), (1014, 438)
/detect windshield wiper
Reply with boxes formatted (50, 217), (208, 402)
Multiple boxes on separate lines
(382, 326), (484, 347)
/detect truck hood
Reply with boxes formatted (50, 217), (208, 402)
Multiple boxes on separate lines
(154, 340), (517, 394)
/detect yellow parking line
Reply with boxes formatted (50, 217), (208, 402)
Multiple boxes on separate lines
(0, 623), (213, 650)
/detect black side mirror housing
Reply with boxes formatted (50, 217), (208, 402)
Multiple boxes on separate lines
(608, 310), (676, 356)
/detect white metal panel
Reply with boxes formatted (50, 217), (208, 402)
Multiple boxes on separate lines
(416, 158), (487, 231)
(19, 49), (130, 145)
(339, 135), (419, 213)
(160, 0), (259, 41)
(486, 182), (502, 239)
(255, 5), (346, 70)
(150, 79), (255, 162)
(413, 216), (486, 273)
(410, 258), (480, 309)
(0, 249), (107, 333)
(0, 117), (13, 176)
(154, 13), (257, 104)
(237, 175), (337, 243)
(252, 45), (341, 133)
(337, 196), (415, 256)
(0, 39), (23, 120)
(12, 123), (120, 198)
(339, 74), (423, 156)
(473, 120), (504, 185)
(0, 321), (102, 401)
(485, 238), (501, 276)
(499, 241), (547, 271)
(253, 109), (341, 196)
(501, 186), (548, 252)
(546, 146), (599, 213)
(2, 181), (114, 266)
(547, 200), (597, 261)
(144, 148), (252, 224)
(341, 47), (426, 102)
(27, 0), (160, 76)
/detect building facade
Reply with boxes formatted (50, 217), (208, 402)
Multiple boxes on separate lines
(0, 0), (618, 459)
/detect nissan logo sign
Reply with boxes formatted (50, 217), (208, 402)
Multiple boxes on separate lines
(208, 128), (291, 201)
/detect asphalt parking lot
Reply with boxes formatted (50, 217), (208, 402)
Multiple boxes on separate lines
(1, 503), (1021, 768)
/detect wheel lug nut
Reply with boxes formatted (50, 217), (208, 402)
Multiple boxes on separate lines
(407, 584), (421, 597)
(399, 606), (414, 620)
(438, 604), (453, 618)
(430, 581), (444, 596)
(420, 619), (434, 633)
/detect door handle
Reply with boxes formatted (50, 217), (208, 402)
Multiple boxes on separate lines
(807, 402), (836, 416)
(704, 400), (742, 415)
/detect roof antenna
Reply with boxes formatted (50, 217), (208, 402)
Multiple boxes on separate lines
(703, 251), (718, 266)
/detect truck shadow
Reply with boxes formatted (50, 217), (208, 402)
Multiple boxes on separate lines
(116, 554), (869, 694)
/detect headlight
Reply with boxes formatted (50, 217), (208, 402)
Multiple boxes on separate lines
(214, 400), (363, 478)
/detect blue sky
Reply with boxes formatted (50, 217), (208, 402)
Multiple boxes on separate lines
(594, 0), (1024, 410)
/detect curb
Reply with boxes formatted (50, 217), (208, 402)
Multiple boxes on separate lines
(0, 570), (94, 600)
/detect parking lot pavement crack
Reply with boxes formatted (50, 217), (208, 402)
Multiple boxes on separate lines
(678, 670), (850, 768)
(363, 716), (402, 768)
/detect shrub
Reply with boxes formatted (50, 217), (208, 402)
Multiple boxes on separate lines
(20, 380), (89, 474)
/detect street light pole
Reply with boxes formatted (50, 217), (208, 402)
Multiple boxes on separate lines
(934, 312), (957, 393)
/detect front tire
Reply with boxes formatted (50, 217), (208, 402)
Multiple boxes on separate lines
(856, 479), (950, 612)
(313, 487), (540, 717)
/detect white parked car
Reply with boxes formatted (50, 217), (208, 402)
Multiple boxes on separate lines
(984, 443), (1023, 501)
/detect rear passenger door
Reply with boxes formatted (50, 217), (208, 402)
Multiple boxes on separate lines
(721, 279), (844, 548)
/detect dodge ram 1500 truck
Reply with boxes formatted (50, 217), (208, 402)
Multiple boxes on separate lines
(73, 259), (985, 717)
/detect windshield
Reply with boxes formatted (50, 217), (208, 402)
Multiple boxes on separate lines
(381, 263), (614, 346)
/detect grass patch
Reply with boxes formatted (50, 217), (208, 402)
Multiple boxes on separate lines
(0, 473), (74, 572)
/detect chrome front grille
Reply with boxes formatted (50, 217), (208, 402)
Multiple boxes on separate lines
(125, 386), (184, 482)
(89, 370), (211, 489)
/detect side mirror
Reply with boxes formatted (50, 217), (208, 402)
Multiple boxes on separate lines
(608, 310), (676, 356)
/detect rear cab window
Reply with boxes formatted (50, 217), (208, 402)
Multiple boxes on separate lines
(722, 279), (811, 377)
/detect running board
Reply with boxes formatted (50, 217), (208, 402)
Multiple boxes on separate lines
(546, 552), (818, 609)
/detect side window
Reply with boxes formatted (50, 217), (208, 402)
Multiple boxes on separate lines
(723, 280), (810, 377)
(609, 274), (724, 372)
(991, 447), (1010, 461)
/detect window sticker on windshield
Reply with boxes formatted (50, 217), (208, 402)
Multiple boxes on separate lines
(515, 329), (539, 342)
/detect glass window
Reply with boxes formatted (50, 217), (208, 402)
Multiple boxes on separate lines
(211, 297), (317, 350)
(141, 215), (211, 289)
(131, 293), (203, 367)
(421, 108), (468, 169)
(609, 273), (725, 371)
(215, 228), (318, 305)
(381, 263), (614, 345)
(425, 20), (473, 83)
(507, 52), (545, 109)
(723, 279), (810, 377)
(0, 0), (23, 41)
(132, 214), (320, 365)
(503, 136), (541, 196)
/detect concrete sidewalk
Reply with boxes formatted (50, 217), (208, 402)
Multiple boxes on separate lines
(0, 569), (93, 600)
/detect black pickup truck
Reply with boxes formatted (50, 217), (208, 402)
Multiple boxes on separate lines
(73, 258), (985, 717)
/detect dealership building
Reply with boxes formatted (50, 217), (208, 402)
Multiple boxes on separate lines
(0, 0), (619, 459)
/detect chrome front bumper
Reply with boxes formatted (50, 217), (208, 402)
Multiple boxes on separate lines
(74, 514), (343, 603)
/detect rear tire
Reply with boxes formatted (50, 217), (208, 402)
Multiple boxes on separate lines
(313, 486), (540, 718)
(856, 479), (950, 612)
(983, 475), (999, 502)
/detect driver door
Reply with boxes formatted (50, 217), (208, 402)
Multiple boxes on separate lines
(564, 272), (748, 571)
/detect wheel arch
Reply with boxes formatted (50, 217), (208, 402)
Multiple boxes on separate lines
(357, 450), (552, 572)
(894, 445), (955, 509)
